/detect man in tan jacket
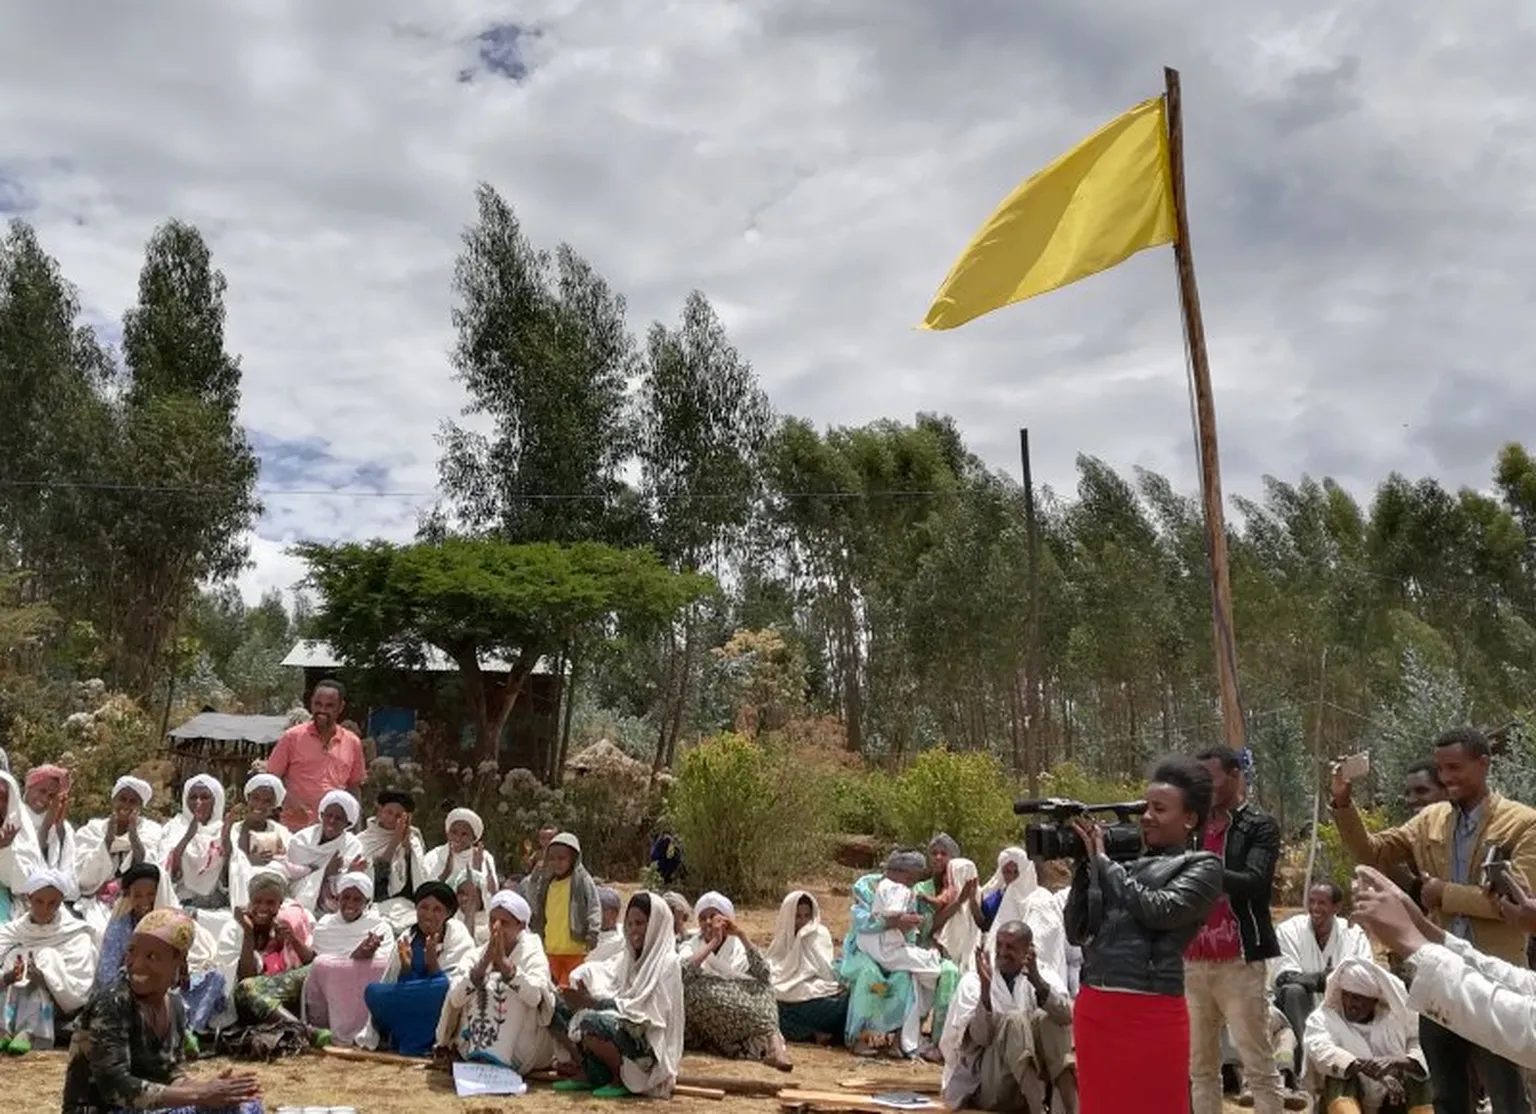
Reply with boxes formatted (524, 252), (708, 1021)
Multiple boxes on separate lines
(1331, 726), (1536, 1114)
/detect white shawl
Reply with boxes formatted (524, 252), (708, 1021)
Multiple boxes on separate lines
(684, 931), (753, 980)
(312, 905), (395, 958)
(0, 907), (97, 1013)
(766, 891), (841, 1003)
(358, 819), (428, 901)
(158, 775), (228, 901)
(228, 820), (292, 912)
(0, 772), (44, 903)
(283, 823), (364, 912)
(358, 819), (428, 930)
(985, 850), (1068, 991)
(1271, 913), (1374, 987)
(940, 967), (1042, 1104)
(592, 892), (683, 1098)
(570, 929), (626, 1000)
(423, 843), (498, 897)
(74, 813), (165, 899)
(937, 858), (982, 974)
(25, 807), (77, 879)
(1303, 959), (1423, 1097)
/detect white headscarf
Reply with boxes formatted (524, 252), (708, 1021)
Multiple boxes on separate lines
(984, 846), (1035, 899)
(693, 891), (735, 922)
(112, 776), (153, 808)
(490, 890), (532, 924)
(937, 857), (983, 974)
(243, 773), (286, 807)
(318, 790), (360, 827)
(24, 865), (78, 901)
(1325, 958), (1409, 1019)
(0, 771), (44, 898)
(335, 871), (374, 900)
(445, 809), (484, 841)
(0, 866), (96, 1014)
(424, 809), (497, 902)
(607, 893), (685, 1061)
(765, 890), (840, 1003)
(159, 775), (228, 899)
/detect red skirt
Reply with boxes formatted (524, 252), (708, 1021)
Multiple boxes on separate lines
(1074, 985), (1189, 1114)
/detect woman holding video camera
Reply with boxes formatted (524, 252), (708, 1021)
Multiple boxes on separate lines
(1064, 755), (1225, 1114)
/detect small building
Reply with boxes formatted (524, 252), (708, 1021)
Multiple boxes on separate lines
(279, 640), (563, 770)
(167, 711), (294, 788)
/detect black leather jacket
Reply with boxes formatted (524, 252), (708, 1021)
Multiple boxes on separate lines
(1064, 848), (1224, 996)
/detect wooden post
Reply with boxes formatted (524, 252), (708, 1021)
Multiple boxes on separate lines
(1164, 66), (1246, 754)
(1020, 428), (1043, 795)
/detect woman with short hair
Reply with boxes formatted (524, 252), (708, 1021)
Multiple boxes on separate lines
(358, 790), (428, 931)
(218, 871), (321, 1041)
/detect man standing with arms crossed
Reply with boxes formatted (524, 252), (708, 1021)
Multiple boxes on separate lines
(1186, 745), (1288, 1114)
(1332, 726), (1536, 1114)
(265, 680), (366, 832)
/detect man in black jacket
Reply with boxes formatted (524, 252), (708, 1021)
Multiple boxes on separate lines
(1186, 745), (1286, 1114)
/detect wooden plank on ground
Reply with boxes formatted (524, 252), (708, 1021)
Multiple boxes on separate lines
(837, 1077), (942, 1095)
(319, 1045), (428, 1069)
(778, 1088), (947, 1113)
(675, 1075), (791, 1097)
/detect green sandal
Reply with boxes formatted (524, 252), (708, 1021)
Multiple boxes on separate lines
(551, 1079), (593, 1092)
(592, 1085), (633, 1099)
(309, 1028), (333, 1049)
(6, 1033), (31, 1056)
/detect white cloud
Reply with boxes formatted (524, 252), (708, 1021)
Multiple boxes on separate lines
(4, 1), (1536, 600)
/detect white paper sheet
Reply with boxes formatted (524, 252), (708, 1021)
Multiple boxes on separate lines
(453, 1061), (529, 1098)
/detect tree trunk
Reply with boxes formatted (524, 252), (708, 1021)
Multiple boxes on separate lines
(553, 646), (579, 787)
(663, 613), (698, 770)
(652, 623), (682, 776)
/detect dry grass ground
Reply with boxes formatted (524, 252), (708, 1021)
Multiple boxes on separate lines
(12, 882), (1268, 1113)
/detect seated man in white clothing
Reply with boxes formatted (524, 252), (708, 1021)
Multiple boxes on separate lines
(1272, 881), (1373, 1083)
(1302, 958), (1430, 1114)
(861, 849), (944, 1058)
(940, 922), (1076, 1114)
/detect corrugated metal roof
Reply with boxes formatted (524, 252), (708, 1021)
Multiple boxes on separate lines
(279, 639), (558, 675)
(167, 712), (292, 745)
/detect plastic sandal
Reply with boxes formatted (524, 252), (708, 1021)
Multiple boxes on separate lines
(551, 1080), (594, 1092)
(6, 1033), (31, 1056)
(592, 1084), (633, 1099)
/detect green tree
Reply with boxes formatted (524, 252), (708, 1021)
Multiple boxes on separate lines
(435, 184), (639, 546)
(638, 290), (773, 769)
(295, 537), (710, 765)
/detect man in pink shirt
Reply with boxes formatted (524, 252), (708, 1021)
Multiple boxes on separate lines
(265, 679), (366, 830)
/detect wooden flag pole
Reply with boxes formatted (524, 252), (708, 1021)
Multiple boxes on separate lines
(1163, 66), (1246, 754)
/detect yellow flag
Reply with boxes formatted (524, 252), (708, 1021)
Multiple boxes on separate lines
(920, 97), (1176, 331)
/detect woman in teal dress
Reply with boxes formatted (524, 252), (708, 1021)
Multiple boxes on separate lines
(910, 833), (962, 1046)
(838, 871), (914, 1056)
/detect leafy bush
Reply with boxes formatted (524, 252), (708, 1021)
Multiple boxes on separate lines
(826, 769), (899, 839)
(1036, 761), (1143, 806)
(1311, 810), (1390, 895)
(5, 683), (169, 820)
(885, 748), (1017, 870)
(669, 732), (831, 901)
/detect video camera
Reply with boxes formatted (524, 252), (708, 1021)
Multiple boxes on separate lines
(1014, 797), (1146, 863)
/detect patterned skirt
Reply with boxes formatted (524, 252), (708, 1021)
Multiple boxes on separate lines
(565, 1006), (658, 1089)
(234, 966), (310, 1023)
(680, 967), (782, 1060)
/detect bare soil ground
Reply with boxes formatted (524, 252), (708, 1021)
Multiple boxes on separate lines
(13, 882), (1263, 1112)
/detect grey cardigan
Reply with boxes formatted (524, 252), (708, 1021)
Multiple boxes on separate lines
(523, 861), (602, 950)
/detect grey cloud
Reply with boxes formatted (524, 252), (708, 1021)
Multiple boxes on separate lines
(3, 1), (1536, 600)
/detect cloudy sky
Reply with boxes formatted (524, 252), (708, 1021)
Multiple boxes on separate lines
(4, 2), (1534, 602)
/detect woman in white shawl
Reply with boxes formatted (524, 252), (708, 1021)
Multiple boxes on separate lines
(74, 776), (163, 928)
(678, 890), (792, 1069)
(425, 807), (498, 899)
(0, 771), (43, 922)
(1302, 958), (1431, 1113)
(304, 871), (394, 1047)
(20, 765), (76, 881)
(436, 890), (558, 1071)
(0, 868), (95, 1053)
(554, 891), (684, 1098)
(159, 774), (228, 910)
(358, 790), (429, 932)
(224, 773), (291, 909)
(983, 847), (1069, 994)
(766, 890), (848, 1046)
(568, 888), (626, 1001)
(283, 790), (367, 913)
(934, 858), (984, 975)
